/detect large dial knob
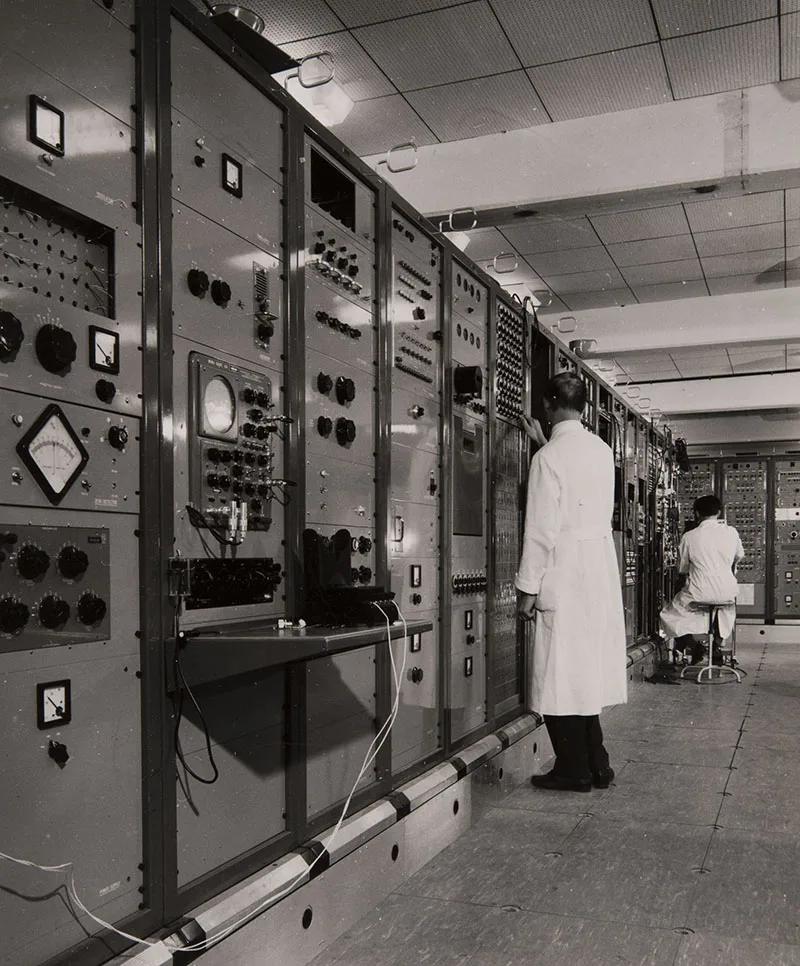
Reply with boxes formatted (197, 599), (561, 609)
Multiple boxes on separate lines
(0, 310), (24, 358)
(35, 324), (77, 374)
(335, 377), (356, 405)
(17, 545), (50, 580)
(187, 268), (209, 298)
(317, 416), (332, 437)
(317, 372), (333, 395)
(77, 593), (107, 625)
(0, 597), (29, 634)
(335, 417), (356, 446)
(38, 595), (70, 629)
(108, 426), (128, 450)
(58, 545), (89, 580)
(210, 279), (231, 307)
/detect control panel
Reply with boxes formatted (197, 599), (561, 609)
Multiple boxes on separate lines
(774, 460), (800, 617)
(0, 525), (110, 652)
(580, 368), (597, 430)
(676, 460), (717, 532)
(723, 460), (767, 616)
(494, 300), (525, 421)
(188, 353), (280, 533)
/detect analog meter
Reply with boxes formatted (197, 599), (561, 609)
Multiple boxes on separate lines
(16, 404), (89, 505)
(202, 376), (236, 434)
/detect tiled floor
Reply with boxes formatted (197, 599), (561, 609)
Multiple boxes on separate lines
(310, 639), (800, 966)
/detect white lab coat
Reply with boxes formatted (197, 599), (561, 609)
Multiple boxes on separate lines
(515, 420), (627, 716)
(660, 519), (744, 639)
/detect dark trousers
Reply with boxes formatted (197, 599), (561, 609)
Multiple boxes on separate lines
(544, 714), (610, 780)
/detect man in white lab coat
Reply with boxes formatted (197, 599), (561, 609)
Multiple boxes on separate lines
(660, 494), (744, 663)
(517, 373), (627, 793)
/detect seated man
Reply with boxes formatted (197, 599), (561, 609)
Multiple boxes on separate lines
(661, 494), (744, 664)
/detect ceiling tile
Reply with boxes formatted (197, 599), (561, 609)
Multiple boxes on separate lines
(651, 0), (775, 38)
(782, 12), (800, 78)
(670, 347), (731, 363)
(526, 246), (616, 276)
(624, 369), (682, 381)
(491, 0), (657, 67)
(706, 271), (785, 294)
(528, 45), (672, 122)
(563, 289), (634, 310)
(617, 353), (681, 373)
(788, 220), (800, 247)
(353, 2), (519, 91)
(701, 249), (785, 278)
(788, 246), (800, 270)
(328, 94), (437, 156)
(499, 218), (599, 254)
(620, 259), (704, 286)
(674, 363), (735, 377)
(543, 268), (627, 294)
(693, 222), (785, 256)
(219, 0), (345, 43)
(663, 19), (779, 98)
(782, 1), (800, 11)
(730, 353), (787, 373)
(460, 228), (513, 262)
(630, 279), (710, 301)
(787, 188), (800, 220)
(279, 31), (396, 99)
(326, 0), (466, 28)
(405, 72), (547, 142)
(607, 234), (697, 265)
(684, 191), (784, 232)
(590, 206), (689, 244)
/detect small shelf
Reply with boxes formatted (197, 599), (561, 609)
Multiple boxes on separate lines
(171, 620), (434, 688)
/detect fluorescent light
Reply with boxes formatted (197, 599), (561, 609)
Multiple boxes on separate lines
(274, 59), (354, 127)
(443, 231), (471, 251)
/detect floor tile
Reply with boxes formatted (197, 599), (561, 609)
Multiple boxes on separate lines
(687, 827), (800, 946)
(590, 761), (729, 826)
(606, 726), (737, 768)
(719, 765), (800, 835)
(674, 931), (800, 966)
(463, 914), (682, 965)
(495, 775), (623, 815)
(518, 817), (711, 929)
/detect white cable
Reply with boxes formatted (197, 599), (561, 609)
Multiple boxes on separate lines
(177, 603), (409, 953)
(0, 609), (411, 956)
(0, 850), (162, 948)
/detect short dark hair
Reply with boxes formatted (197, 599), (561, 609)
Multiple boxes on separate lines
(694, 494), (722, 518)
(544, 372), (586, 413)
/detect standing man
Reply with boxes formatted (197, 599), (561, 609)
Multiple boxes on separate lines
(517, 373), (627, 793)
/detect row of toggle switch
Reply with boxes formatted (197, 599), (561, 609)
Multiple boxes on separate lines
(452, 572), (487, 594)
(315, 310), (362, 339)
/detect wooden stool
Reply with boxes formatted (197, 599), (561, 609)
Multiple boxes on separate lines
(680, 602), (741, 683)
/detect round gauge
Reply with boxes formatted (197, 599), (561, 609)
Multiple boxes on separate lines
(203, 376), (235, 434)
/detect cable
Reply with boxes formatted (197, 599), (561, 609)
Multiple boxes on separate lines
(0, 609), (410, 956)
(175, 604), (409, 954)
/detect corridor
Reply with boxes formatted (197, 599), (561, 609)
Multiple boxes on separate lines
(310, 639), (800, 966)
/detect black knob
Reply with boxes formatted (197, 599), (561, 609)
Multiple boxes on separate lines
(347, 264), (359, 278)
(242, 387), (256, 404)
(255, 425), (268, 439)
(316, 310), (329, 323)
(323, 250), (336, 263)
(336, 377), (356, 405)
(218, 474), (231, 489)
(231, 450), (243, 462)
(257, 483), (269, 497)
(411, 593), (422, 605)
(453, 365), (483, 398)
(248, 408), (263, 422)
(317, 372), (333, 395)
(0, 597), (29, 633)
(256, 391), (270, 408)
(48, 740), (70, 765)
(210, 279), (232, 307)
(317, 416), (332, 437)
(0, 532), (18, 545)
(207, 448), (221, 463)
(77, 593), (107, 625)
(336, 257), (349, 270)
(194, 154), (206, 167)
(232, 481), (243, 495)
(257, 321), (274, 342)
(258, 454), (270, 467)
(206, 473), (219, 487)
(35, 324), (77, 374)
(58, 545), (88, 580)
(219, 449), (232, 463)
(108, 425), (128, 450)
(242, 423), (255, 437)
(336, 418), (356, 445)
(358, 536), (372, 554)
(187, 268), (209, 297)
(466, 634), (476, 645)
(231, 465), (244, 478)
(358, 566), (372, 583)
(313, 242), (326, 254)
(413, 307), (426, 321)
(250, 498), (263, 513)
(0, 310), (24, 358)
(17, 545), (50, 580)
(95, 379), (116, 403)
(39, 595), (70, 629)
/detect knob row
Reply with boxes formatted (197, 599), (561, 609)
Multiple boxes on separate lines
(317, 416), (357, 445)
(0, 593), (107, 633)
(8, 544), (90, 581)
(187, 269), (232, 307)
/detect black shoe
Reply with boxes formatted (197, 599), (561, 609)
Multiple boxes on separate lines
(592, 767), (615, 789)
(531, 770), (591, 793)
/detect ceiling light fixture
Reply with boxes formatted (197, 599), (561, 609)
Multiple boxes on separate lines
(274, 52), (354, 127)
(438, 208), (477, 252)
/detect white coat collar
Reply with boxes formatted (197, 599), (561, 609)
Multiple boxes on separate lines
(549, 420), (584, 439)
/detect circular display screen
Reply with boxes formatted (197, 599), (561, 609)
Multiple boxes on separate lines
(203, 376), (235, 433)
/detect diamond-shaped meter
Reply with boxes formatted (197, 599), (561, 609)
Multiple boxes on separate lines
(16, 404), (89, 505)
